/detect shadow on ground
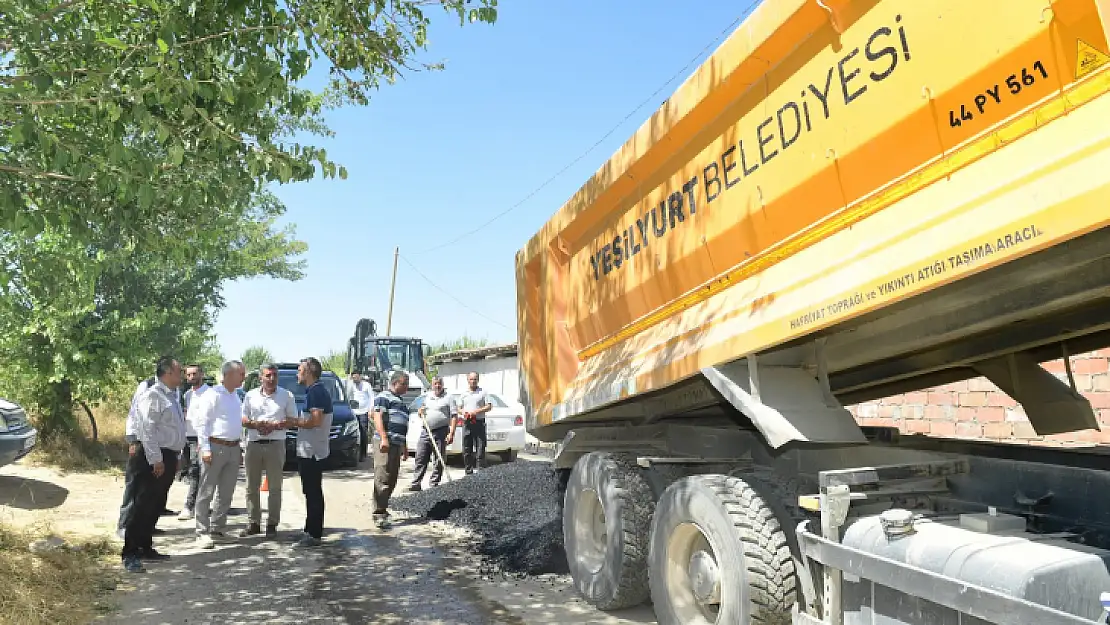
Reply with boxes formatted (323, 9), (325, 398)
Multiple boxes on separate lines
(0, 474), (69, 510)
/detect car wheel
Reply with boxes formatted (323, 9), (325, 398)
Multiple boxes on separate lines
(498, 449), (518, 463)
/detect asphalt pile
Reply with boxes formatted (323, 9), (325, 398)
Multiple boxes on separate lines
(392, 461), (569, 578)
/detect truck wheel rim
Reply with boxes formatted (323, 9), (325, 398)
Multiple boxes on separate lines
(665, 522), (721, 623)
(574, 488), (607, 575)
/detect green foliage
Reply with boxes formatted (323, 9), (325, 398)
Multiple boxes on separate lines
(320, 349), (346, 377)
(0, 1), (497, 433)
(425, 334), (490, 377)
(240, 345), (274, 373)
(426, 334), (490, 356)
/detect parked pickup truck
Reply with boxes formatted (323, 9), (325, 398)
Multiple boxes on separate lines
(0, 398), (37, 468)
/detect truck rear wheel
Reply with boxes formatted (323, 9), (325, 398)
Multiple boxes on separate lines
(563, 452), (653, 610)
(649, 474), (796, 625)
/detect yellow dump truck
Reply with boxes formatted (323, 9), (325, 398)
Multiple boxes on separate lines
(515, 1), (1110, 623)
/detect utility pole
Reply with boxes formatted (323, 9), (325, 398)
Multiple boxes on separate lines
(386, 246), (399, 335)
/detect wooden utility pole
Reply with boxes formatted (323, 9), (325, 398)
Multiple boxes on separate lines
(386, 246), (399, 335)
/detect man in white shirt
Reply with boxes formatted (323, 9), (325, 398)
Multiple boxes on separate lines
(177, 364), (210, 520)
(240, 363), (296, 537)
(346, 372), (374, 462)
(191, 360), (246, 548)
(121, 357), (186, 573)
(117, 375), (156, 538)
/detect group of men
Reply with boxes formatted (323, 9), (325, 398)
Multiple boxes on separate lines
(116, 354), (494, 570)
(117, 356), (334, 572)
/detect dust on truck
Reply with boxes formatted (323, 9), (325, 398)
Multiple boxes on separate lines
(515, 0), (1110, 623)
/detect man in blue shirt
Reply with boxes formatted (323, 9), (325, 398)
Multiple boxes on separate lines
(291, 357), (333, 547)
(370, 370), (410, 529)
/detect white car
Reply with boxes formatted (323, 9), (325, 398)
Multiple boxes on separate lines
(406, 392), (526, 462)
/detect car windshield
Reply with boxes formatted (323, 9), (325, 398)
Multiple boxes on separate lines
(487, 393), (508, 408)
(277, 372), (345, 402)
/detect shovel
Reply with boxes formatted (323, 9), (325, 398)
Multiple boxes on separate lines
(418, 409), (454, 483)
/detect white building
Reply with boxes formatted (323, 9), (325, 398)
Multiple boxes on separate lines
(430, 343), (520, 403)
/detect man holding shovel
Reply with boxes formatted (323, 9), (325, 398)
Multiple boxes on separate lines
(409, 376), (455, 492)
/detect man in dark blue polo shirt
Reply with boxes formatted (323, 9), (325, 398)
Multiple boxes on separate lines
(370, 370), (410, 529)
(292, 357), (333, 547)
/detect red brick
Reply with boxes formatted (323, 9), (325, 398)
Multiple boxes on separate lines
(1093, 374), (1110, 392)
(983, 422), (1013, 438)
(928, 391), (956, 406)
(967, 378), (998, 392)
(977, 407), (1005, 423)
(878, 405), (897, 418)
(1004, 407), (1027, 422)
(942, 380), (969, 393)
(956, 422), (983, 438)
(958, 392), (988, 407)
(903, 392), (928, 405)
(1098, 408), (1110, 427)
(905, 419), (931, 434)
(903, 405), (925, 420)
(1071, 374), (1093, 393)
(924, 405), (948, 421)
(1041, 360), (1066, 373)
(1013, 422), (1040, 439)
(1070, 429), (1101, 444)
(929, 421), (957, 436)
(856, 403), (879, 418)
(1089, 392), (1110, 410)
(881, 395), (904, 405)
(956, 407), (980, 422)
(986, 392), (1018, 408)
(1072, 357), (1109, 374)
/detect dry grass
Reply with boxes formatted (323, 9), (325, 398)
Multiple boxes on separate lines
(0, 523), (118, 624)
(29, 406), (129, 474)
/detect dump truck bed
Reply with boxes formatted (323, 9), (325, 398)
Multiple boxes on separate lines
(516, 0), (1110, 441)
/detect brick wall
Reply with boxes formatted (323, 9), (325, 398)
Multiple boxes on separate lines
(848, 349), (1110, 447)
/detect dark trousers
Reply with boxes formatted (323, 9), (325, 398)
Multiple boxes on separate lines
(411, 426), (449, 488)
(462, 420), (487, 473)
(298, 456), (325, 539)
(122, 448), (177, 559)
(117, 436), (138, 531)
(179, 437), (200, 511)
(372, 438), (404, 514)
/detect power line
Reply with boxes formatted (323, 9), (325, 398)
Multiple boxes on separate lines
(398, 253), (514, 331)
(412, 8), (753, 255)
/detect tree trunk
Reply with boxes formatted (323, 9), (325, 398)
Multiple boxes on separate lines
(42, 379), (78, 437)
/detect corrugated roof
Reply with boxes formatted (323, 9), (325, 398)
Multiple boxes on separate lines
(429, 343), (519, 364)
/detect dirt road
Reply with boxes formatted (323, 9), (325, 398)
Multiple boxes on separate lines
(0, 455), (657, 624)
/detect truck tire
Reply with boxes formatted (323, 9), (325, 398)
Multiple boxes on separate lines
(563, 452), (653, 610)
(649, 474), (796, 625)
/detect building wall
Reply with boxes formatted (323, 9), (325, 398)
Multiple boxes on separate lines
(436, 356), (521, 404)
(848, 348), (1110, 447)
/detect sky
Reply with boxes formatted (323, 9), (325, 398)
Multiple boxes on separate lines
(213, 1), (759, 362)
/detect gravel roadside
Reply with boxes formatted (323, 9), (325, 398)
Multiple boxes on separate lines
(0, 455), (657, 624)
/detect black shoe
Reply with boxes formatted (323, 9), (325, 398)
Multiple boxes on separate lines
(160, 508), (176, 516)
(408, 484), (422, 492)
(151, 528), (166, 535)
(265, 525), (278, 537)
(140, 548), (170, 561)
(122, 556), (145, 573)
(239, 524), (262, 538)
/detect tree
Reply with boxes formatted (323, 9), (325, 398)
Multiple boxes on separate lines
(320, 350), (346, 377)
(240, 345), (275, 373)
(0, 1), (497, 433)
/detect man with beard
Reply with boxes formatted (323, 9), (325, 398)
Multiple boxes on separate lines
(177, 364), (210, 520)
